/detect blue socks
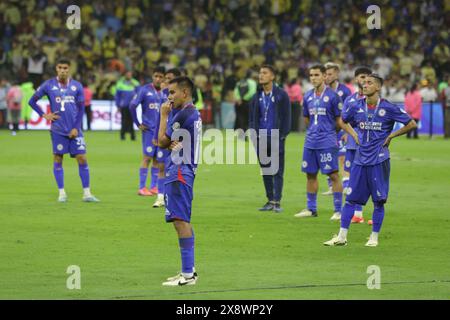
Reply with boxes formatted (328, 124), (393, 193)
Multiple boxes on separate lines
(150, 167), (159, 189)
(139, 168), (148, 189)
(53, 162), (64, 189)
(179, 235), (195, 274)
(307, 192), (317, 212)
(333, 192), (343, 213)
(340, 202), (355, 229)
(78, 163), (90, 188)
(372, 203), (385, 233)
(158, 177), (165, 194)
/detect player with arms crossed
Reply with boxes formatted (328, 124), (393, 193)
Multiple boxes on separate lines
(28, 58), (99, 203)
(295, 64), (350, 220)
(324, 74), (417, 247)
(129, 66), (165, 198)
(158, 76), (202, 286)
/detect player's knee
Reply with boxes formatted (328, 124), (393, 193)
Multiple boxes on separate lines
(76, 155), (87, 165)
(373, 201), (385, 209)
(306, 173), (317, 181)
(328, 171), (340, 181)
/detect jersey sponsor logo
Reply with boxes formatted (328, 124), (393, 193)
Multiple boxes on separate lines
(309, 107), (327, 116)
(57, 144), (64, 151)
(359, 121), (382, 130)
(378, 109), (386, 116)
(302, 161), (308, 168)
(323, 96), (329, 102)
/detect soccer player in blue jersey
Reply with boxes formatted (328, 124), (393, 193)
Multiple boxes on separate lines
(342, 66), (373, 224)
(322, 62), (352, 197)
(294, 64), (350, 220)
(129, 66), (166, 198)
(324, 74), (417, 247)
(28, 58), (99, 203)
(150, 68), (182, 208)
(158, 76), (202, 286)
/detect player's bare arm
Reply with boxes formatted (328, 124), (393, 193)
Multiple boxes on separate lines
(158, 101), (172, 148)
(43, 112), (60, 121)
(383, 119), (418, 146)
(337, 117), (360, 145)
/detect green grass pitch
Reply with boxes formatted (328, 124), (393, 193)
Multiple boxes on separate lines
(1, 130), (449, 299)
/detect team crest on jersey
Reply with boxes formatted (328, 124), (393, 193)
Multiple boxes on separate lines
(57, 144), (63, 151)
(359, 122), (365, 129)
(172, 122), (180, 130)
(338, 90), (343, 96)
(302, 161), (308, 168)
(157, 151), (163, 158)
(55, 97), (61, 103)
(338, 102), (343, 110)
(346, 187), (352, 195)
(345, 160), (351, 168)
(323, 96), (329, 102)
(146, 146), (153, 153)
(71, 85), (77, 91)
(378, 109), (386, 117)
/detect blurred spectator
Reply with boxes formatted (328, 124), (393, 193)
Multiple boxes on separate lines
(441, 77), (450, 138)
(404, 83), (422, 139)
(19, 81), (34, 130)
(83, 83), (94, 131)
(420, 79), (438, 102)
(7, 81), (22, 135)
(0, 77), (10, 128)
(114, 71), (139, 140)
(234, 70), (257, 134)
(284, 78), (303, 132)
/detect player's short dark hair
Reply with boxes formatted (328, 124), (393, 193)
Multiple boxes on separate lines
(166, 68), (182, 77)
(56, 58), (71, 66)
(169, 76), (195, 95)
(309, 64), (326, 74)
(368, 73), (384, 86)
(153, 66), (166, 74)
(354, 66), (372, 77)
(260, 64), (276, 75)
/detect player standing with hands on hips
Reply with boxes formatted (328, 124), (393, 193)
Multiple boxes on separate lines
(28, 58), (99, 203)
(324, 74), (417, 247)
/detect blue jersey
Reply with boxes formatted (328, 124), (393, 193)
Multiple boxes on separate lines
(342, 98), (412, 166)
(333, 82), (352, 103)
(303, 86), (343, 149)
(30, 78), (84, 136)
(153, 88), (170, 142)
(343, 92), (365, 150)
(129, 84), (163, 133)
(165, 103), (202, 185)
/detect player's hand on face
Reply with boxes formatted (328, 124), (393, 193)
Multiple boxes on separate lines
(43, 112), (60, 121)
(138, 124), (148, 131)
(161, 101), (172, 116)
(69, 128), (79, 139)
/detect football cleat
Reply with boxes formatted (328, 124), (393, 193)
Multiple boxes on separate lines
(365, 238), (378, 247)
(294, 209), (318, 218)
(323, 234), (347, 246)
(149, 187), (158, 195)
(163, 273), (197, 286)
(330, 212), (341, 221)
(166, 272), (198, 281)
(351, 216), (365, 224)
(367, 219), (373, 225)
(273, 203), (283, 213)
(322, 188), (333, 196)
(82, 195), (100, 202)
(258, 201), (274, 211)
(153, 197), (165, 208)
(58, 194), (68, 203)
(138, 187), (153, 196)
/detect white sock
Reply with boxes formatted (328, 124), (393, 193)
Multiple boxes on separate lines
(59, 189), (66, 196)
(338, 228), (348, 240)
(182, 272), (194, 279)
(370, 232), (379, 241)
(157, 193), (164, 200)
(83, 188), (92, 197)
(354, 210), (363, 218)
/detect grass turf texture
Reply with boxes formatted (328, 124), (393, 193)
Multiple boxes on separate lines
(1, 130), (449, 299)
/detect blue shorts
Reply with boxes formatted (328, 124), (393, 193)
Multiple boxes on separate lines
(164, 176), (194, 223)
(142, 131), (170, 162)
(346, 160), (390, 205)
(302, 147), (339, 175)
(344, 149), (357, 173)
(51, 131), (86, 157)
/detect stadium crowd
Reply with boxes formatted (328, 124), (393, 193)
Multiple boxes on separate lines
(0, 0), (449, 133)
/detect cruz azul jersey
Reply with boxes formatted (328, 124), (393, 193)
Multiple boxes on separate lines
(302, 86), (343, 149)
(130, 83), (164, 134)
(334, 82), (352, 103)
(33, 78), (84, 136)
(153, 87), (171, 142)
(165, 103), (202, 185)
(342, 98), (412, 165)
(343, 92), (366, 150)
